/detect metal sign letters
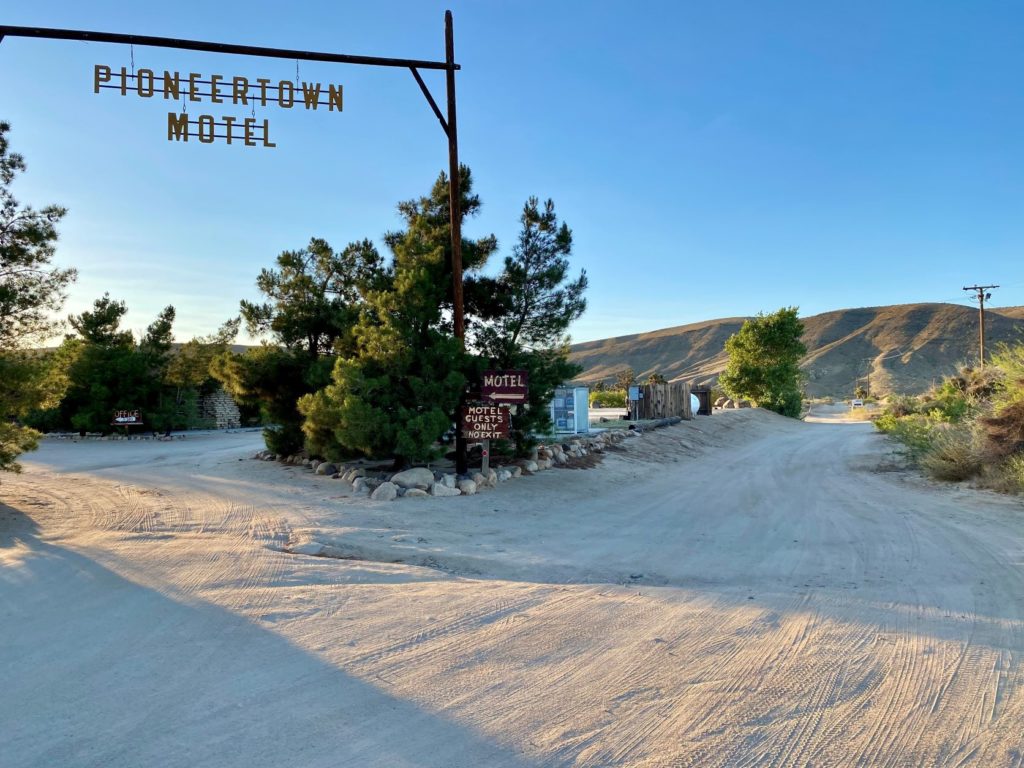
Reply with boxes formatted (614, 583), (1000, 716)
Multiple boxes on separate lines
(93, 64), (344, 147)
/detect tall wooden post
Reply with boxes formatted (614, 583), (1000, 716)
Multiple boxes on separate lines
(446, 10), (468, 475)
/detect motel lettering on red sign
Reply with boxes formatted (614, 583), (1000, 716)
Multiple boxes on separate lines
(481, 369), (528, 403)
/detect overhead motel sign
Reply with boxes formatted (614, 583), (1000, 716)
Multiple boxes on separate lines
(93, 65), (343, 147)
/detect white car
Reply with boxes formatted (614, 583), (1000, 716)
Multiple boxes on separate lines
(851, 399), (864, 408)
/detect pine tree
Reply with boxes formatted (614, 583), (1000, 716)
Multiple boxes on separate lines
(217, 238), (384, 455)
(474, 197), (588, 453)
(0, 122), (77, 471)
(59, 296), (180, 433)
(300, 167), (495, 466)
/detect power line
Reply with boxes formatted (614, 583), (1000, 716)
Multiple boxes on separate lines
(962, 284), (1000, 368)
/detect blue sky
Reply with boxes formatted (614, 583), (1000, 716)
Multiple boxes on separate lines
(2, 1), (1022, 344)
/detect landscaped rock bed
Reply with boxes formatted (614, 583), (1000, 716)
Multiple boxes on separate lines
(251, 428), (645, 501)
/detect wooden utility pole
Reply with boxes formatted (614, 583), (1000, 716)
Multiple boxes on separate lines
(445, 10), (469, 475)
(962, 284), (999, 368)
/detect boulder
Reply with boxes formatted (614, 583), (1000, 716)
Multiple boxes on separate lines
(440, 473), (457, 489)
(390, 467), (435, 490)
(496, 469), (512, 483)
(714, 396), (728, 408)
(723, 399), (735, 409)
(522, 460), (539, 473)
(430, 482), (461, 497)
(457, 479), (477, 495)
(471, 472), (486, 486)
(510, 466), (522, 478)
(352, 478), (369, 494)
(404, 488), (430, 498)
(370, 481), (398, 501)
(484, 468), (498, 487)
(315, 462), (338, 476)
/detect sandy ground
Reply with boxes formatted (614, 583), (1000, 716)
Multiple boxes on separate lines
(3, 410), (1024, 767)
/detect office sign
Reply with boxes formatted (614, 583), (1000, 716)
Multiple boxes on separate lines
(112, 409), (143, 426)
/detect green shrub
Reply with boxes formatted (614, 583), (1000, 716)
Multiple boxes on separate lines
(589, 389), (626, 408)
(998, 454), (1024, 494)
(885, 394), (920, 417)
(876, 413), (934, 460)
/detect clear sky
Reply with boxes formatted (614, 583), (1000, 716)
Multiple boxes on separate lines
(2, 0), (1021, 344)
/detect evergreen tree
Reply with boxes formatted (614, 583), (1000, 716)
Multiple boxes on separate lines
(59, 296), (179, 433)
(0, 121), (77, 471)
(300, 167), (495, 465)
(217, 238), (383, 455)
(240, 238), (383, 358)
(474, 197), (588, 453)
(212, 345), (332, 455)
(719, 307), (806, 418)
(0, 122), (77, 348)
(165, 318), (241, 428)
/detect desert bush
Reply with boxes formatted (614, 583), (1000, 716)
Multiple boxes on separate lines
(590, 389), (626, 408)
(996, 454), (1024, 494)
(976, 345), (1024, 459)
(980, 400), (1024, 459)
(919, 426), (982, 481)
(885, 394), (920, 418)
(875, 413), (934, 460)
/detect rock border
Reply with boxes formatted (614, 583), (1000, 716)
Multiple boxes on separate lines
(252, 429), (648, 502)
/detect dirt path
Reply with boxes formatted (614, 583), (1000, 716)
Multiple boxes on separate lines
(2, 413), (1023, 766)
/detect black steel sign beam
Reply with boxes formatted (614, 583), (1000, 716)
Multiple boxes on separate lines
(0, 25), (458, 71)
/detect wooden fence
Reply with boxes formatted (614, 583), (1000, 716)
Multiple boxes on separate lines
(636, 382), (693, 420)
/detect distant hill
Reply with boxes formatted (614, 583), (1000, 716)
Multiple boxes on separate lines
(569, 303), (1024, 397)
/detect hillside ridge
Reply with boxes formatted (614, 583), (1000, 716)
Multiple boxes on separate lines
(570, 303), (1024, 396)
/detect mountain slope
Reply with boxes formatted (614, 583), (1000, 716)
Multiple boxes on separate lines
(569, 303), (1024, 396)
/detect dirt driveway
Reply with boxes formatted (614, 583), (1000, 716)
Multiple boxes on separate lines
(2, 411), (1023, 766)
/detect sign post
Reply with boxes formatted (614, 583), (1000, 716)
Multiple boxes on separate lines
(476, 370), (528, 474)
(461, 402), (510, 475)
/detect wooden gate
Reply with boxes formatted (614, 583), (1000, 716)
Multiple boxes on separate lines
(637, 382), (693, 420)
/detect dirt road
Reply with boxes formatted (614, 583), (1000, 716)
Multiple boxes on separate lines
(2, 412), (1023, 766)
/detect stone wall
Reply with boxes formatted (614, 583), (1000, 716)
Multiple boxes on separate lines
(201, 387), (242, 429)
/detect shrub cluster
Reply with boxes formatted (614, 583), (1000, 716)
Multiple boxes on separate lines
(589, 389), (626, 408)
(875, 348), (1024, 493)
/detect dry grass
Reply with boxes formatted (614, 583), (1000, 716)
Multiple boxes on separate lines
(919, 427), (983, 482)
(981, 399), (1024, 458)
